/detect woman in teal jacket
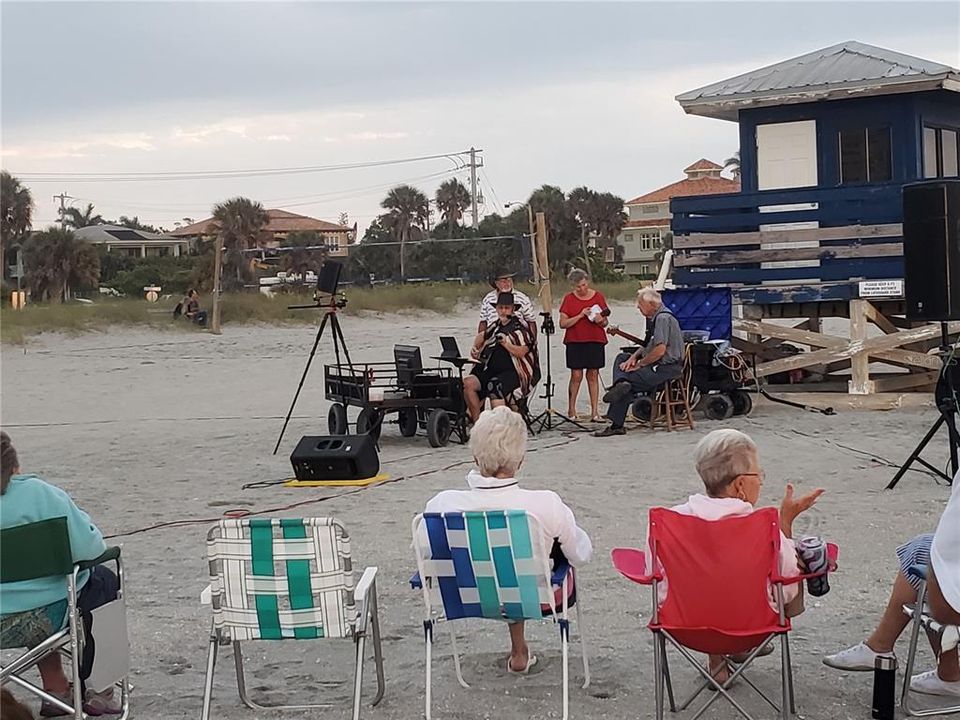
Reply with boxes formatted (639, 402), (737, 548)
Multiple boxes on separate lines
(0, 432), (121, 716)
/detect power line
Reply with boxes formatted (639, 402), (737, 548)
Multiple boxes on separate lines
(12, 150), (474, 183)
(480, 167), (504, 213)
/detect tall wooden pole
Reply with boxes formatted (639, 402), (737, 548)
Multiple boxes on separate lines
(210, 237), (223, 334)
(534, 211), (552, 314)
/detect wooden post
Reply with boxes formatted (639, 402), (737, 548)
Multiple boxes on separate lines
(534, 211), (552, 313)
(210, 237), (223, 335)
(848, 299), (875, 395)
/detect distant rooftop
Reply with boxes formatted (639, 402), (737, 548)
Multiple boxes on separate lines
(74, 224), (185, 245)
(677, 41), (960, 121)
(171, 209), (351, 237)
(626, 159), (739, 205)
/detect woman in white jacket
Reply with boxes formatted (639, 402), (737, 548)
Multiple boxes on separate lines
(422, 406), (593, 673)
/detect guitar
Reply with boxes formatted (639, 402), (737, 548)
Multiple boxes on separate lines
(605, 325), (645, 346)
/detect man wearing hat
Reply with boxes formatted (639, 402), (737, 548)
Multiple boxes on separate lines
(463, 292), (539, 422)
(471, 269), (538, 360)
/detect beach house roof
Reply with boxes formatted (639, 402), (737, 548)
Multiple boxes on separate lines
(171, 209), (350, 237)
(677, 41), (960, 120)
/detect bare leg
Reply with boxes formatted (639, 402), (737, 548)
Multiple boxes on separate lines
(865, 571), (917, 653)
(708, 654), (731, 684)
(585, 369), (600, 419)
(927, 566), (960, 682)
(38, 654), (70, 694)
(568, 369), (583, 418)
(508, 622), (530, 671)
(463, 376), (483, 423)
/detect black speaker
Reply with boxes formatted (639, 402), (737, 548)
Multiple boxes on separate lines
(904, 179), (960, 321)
(290, 435), (379, 480)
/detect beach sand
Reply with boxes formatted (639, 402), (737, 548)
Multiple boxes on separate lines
(2, 303), (956, 719)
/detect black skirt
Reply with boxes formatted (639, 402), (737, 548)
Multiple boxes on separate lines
(565, 342), (606, 370)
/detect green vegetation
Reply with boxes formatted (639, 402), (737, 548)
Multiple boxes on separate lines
(2, 280), (642, 344)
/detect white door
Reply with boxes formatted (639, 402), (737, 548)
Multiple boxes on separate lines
(756, 120), (819, 275)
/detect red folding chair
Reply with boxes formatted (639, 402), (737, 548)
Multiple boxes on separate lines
(611, 507), (838, 720)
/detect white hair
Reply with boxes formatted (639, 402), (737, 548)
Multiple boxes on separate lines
(693, 429), (758, 496)
(637, 287), (662, 305)
(567, 268), (589, 284)
(469, 406), (527, 476)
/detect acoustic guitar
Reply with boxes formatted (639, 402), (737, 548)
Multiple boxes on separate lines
(606, 325), (645, 346)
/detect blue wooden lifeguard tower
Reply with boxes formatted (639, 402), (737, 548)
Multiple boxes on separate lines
(671, 41), (960, 395)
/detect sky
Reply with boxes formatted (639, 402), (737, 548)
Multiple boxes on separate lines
(2, 1), (958, 234)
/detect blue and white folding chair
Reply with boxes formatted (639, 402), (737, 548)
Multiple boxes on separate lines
(411, 510), (589, 720)
(900, 564), (960, 717)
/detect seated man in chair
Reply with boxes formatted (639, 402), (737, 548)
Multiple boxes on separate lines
(463, 292), (539, 423)
(595, 288), (683, 437)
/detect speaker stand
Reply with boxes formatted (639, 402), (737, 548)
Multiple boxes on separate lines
(274, 300), (355, 454)
(887, 322), (959, 489)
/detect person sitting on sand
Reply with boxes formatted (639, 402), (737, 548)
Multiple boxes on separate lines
(420, 406), (593, 673)
(0, 431), (122, 716)
(650, 428), (824, 684)
(823, 473), (960, 697)
(181, 289), (207, 327)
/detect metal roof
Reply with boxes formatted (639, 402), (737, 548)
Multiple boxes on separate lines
(677, 41), (960, 120)
(74, 224), (185, 245)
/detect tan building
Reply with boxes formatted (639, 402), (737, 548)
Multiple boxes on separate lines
(171, 209), (355, 257)
(617, 159), (739, 277)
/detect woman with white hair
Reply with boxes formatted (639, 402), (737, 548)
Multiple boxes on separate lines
(656, 428), (824, 683)
(422, 406), (593, 673)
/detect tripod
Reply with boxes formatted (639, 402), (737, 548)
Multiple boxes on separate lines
(273, 295), (354, 454)
(887, 321), (959, 488)
(530, 312), (588, 433)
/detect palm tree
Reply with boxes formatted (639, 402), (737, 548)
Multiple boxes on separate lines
(381, 184), (428, 281)
(567, 186), (598, 269)
(211, 197), (270, 290)
(22, 228), (100, 302)
(434, 179), (471, 234)
(1, 171), (33, 282)
(592, 192), (627, 255)
(279, 230), (327, 280)
(63, 203), (104, 229)
(1, 171), (33, 250)
(723, 151), (741, 180)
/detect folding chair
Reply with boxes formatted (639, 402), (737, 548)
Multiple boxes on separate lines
(611, 507), (838, 720)
(900, 563), (960, 716)
(411, 510), (589, 720)
(199, 517), (384, 720)
(0, 517), (129, 720)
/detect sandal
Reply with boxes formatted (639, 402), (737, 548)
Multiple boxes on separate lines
(506, 651), (538, 674)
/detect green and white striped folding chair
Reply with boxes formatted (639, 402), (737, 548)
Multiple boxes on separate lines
(199, 517), (384, 720)
(411, 510), (589, 720)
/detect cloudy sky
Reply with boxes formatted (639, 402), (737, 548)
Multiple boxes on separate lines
(2, 1), (958, 233)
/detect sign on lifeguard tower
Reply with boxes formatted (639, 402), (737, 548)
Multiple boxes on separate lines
(143, 286), (161, 302)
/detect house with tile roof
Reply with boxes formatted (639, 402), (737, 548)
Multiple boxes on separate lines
(171, 209), (356, 257)
(615, 159), (739, 277)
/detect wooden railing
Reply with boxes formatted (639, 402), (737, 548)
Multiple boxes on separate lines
(670, 182), (905, 303)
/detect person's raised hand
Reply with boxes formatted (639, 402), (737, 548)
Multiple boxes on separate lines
(780, 483), (824, 525)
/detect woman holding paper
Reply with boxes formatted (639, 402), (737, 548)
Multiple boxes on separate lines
(558, 268), (610, 421)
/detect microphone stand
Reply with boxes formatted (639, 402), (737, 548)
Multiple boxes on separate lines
(530, 312), (588, 433)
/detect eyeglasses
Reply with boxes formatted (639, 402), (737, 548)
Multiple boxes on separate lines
(739, 471), (765, 482)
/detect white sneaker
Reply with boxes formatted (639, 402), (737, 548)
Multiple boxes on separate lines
(910, 670), (960, 697)
(822, 641), (893, 672)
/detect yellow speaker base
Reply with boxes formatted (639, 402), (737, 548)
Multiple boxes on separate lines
(283, 473), (389, 488)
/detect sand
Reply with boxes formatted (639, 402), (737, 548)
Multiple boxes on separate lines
(2, 302), (957, 719)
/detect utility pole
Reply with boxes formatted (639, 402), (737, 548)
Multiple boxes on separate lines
(468, 147), (483, 230)
(53, 192), (73, 230)
(211, 237), (224, 334)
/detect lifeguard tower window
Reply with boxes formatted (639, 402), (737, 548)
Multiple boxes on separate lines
(923, 126), (960, 179)
(839, 126), (892, 184)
